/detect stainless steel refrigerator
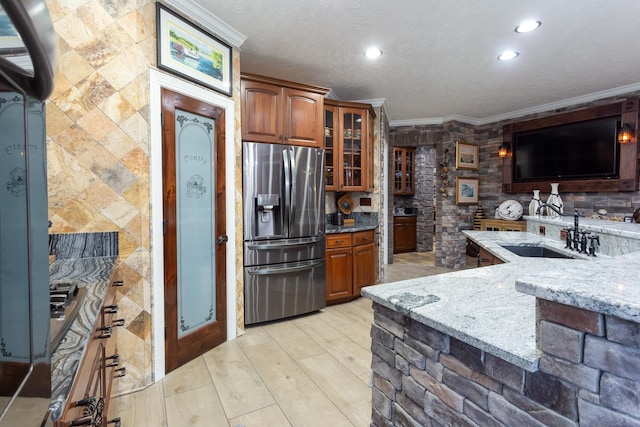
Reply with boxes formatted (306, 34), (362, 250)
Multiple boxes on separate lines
(243, 142), (326, 325)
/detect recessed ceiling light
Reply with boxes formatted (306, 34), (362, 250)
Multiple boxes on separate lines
(498, 50), (519, 61)
(515, 20), (541, 33)
(364, 47), (382, 59)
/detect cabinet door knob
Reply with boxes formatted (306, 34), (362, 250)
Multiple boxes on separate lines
(106, 353), (120, 367)
(97, 326), (112, 339)
(104, 304), (118, 314)
(115, 367), (127, 378)
(112, 318), (125, 327)
(112, 280), (124, 287)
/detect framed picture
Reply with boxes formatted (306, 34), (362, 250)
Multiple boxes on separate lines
(456, 177), (479, 205)
(156, 3), (232, 96)
(455, 141), (479, 170)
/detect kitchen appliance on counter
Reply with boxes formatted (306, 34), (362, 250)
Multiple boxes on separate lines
(243, 142), (326, 325)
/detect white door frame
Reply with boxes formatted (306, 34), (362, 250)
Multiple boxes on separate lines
(149, 68), (237, 382)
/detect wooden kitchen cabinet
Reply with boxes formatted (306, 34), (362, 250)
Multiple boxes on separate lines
(476, 246), (504, 267)
(324, 100), (376, 191)
(323, 103), (338, 191)
(326, 229), (376, 304)
(55, 276), (125, 426)
(241, 73), (329, 147)
(479, 219), (527, 232)
(393, 147), (415, 195)
(393, 215), (417, 253)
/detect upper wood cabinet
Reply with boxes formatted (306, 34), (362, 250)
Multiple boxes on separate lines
(393, 147), (415, 195)
(324, 100), (376, 191)
(241, 73), (329, 147)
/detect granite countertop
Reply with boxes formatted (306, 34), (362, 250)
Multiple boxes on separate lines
(326, 224), (378, 234)
(363, 229), (640, 371)
(524, 214), (640, 239)
(48, 256), (118, 421)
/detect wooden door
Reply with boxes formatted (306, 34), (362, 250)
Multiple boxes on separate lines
(161, 88), (227, 373)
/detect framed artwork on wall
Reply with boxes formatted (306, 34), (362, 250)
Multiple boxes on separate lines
(156, 3), (232, 96)
(455, 141), (478, 170)
(456, 177), (479, 205)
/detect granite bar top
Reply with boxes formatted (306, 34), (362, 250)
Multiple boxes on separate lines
(363, 229), (639, 372)
(515, 250), (640, 323)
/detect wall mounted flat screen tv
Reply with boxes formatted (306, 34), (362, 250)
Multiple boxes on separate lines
(513, 116), (619, 182)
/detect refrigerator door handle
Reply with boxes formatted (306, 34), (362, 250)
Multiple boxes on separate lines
(282, 147), (291, 236)
(247, 238), (325, 250)
(246, 260), (323, 276)
(289, 146), (297, 226)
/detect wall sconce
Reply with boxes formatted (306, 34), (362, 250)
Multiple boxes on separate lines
(618, 123), (636, 143)
(498, 142), (510, 158)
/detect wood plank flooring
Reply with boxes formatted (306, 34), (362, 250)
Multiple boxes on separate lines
(109, 251), (472, 426)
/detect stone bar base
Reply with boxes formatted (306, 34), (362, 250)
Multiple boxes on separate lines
(369, 301), (640, 427)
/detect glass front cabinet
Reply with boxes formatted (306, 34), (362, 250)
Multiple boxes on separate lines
(324, 100), (375, 191)
(393, 147), (415, 195)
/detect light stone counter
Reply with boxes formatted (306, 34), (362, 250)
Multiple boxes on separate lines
(525, 215), (640, 256)
(362, 228), (639, 372)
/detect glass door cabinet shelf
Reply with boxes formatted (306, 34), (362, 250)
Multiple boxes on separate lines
(324, 104), (337, 190)
(324, 100), (375, 192)
(393, 147), (415, 195)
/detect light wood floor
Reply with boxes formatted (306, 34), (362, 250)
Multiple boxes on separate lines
(110, 251), (471, 427)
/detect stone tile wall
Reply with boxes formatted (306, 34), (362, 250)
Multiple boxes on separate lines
(44, 0), (242, 394)
(370, 301), (640, 426)
(390, 91), (640, 269)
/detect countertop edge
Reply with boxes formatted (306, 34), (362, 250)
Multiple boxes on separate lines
(326, 224), (378, 234)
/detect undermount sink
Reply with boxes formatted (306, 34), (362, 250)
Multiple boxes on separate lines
(500, 244), (575, 259)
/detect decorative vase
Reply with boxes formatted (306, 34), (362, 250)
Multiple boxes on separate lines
(473, 203), (485, 230)
(528, 189), (543, 216)
(546, 183), (563, 217)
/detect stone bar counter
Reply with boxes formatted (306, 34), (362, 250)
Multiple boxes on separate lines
(362, 222), (640, 426)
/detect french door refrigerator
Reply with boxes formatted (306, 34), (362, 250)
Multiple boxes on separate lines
(243, 142), (326, 325)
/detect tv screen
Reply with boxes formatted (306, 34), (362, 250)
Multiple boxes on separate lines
(513, 116), (619, 181)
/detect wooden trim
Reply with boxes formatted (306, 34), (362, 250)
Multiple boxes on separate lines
(240, 72), (330, 95)
(503, 98), (639, 193)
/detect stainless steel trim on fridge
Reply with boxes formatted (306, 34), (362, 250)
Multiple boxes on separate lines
(243, 142), (326, 325)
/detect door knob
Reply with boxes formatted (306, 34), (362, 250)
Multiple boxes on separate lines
(216, 235), (228, 245)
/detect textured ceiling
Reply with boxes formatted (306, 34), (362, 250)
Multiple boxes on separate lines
(199, 0), (640, 125)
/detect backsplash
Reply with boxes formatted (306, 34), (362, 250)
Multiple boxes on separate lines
(49, 231), (119, 259)
(325, 212), (379, 227)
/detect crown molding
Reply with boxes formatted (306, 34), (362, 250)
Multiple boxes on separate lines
(160, 0), (247, 48)
(389, 82), (640, 128)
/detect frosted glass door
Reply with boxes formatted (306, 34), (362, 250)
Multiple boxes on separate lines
(175, 109), (216, 338)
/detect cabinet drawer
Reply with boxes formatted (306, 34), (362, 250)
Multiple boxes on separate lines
(353, 230), (374, 246)
(326, 233), (351, 248)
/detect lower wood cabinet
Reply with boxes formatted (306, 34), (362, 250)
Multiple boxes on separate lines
(55, 275), (125, 427)
(326, 229), (376, 304)
(393, 215), (417, 253)
(476, 245), (504, 267)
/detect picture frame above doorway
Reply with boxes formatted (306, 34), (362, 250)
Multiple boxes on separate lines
(455, 141), (478, 170)
(156, 3), (232, 96)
